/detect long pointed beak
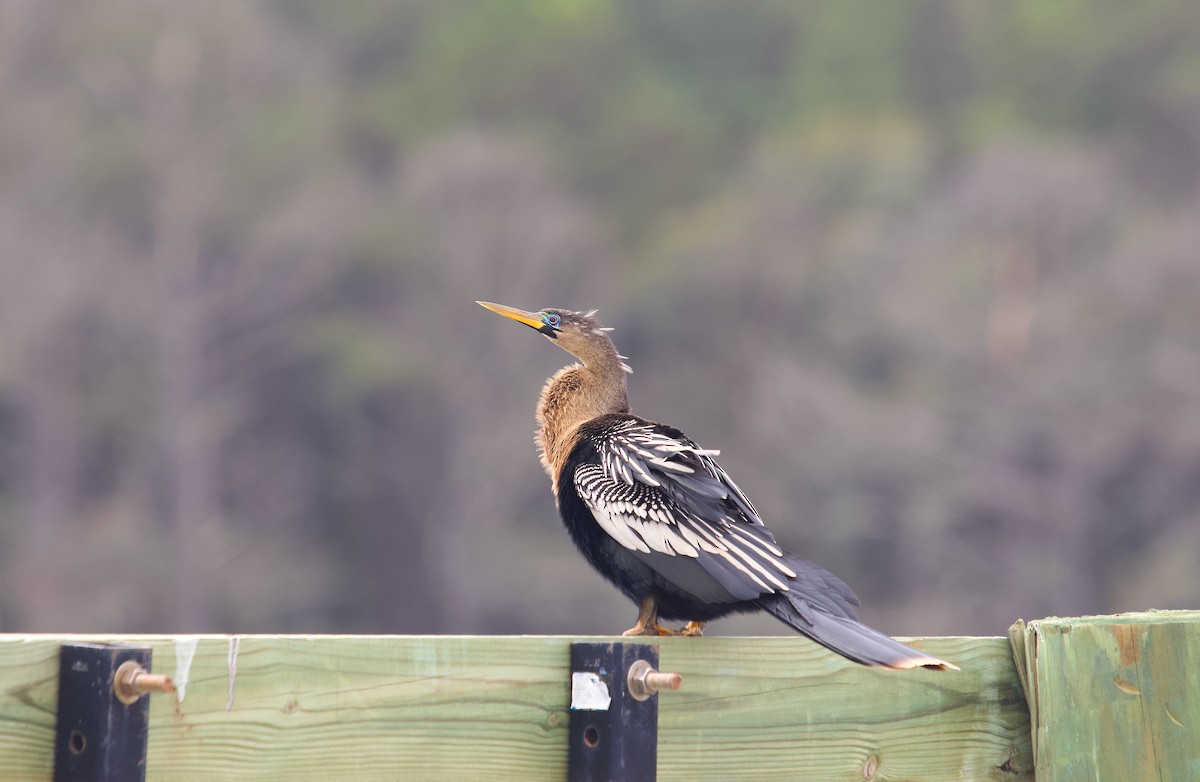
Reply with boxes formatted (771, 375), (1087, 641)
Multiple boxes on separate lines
(477, 300), (545, 331)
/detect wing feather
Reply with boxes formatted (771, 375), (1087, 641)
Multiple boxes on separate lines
(574, 418), (797, 602)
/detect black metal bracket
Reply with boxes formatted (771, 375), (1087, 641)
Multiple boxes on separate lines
(569, 641), (670, 782)
(54, 643), (153, 782)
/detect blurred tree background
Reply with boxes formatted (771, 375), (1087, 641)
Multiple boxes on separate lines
(2, 0), (1199, 637)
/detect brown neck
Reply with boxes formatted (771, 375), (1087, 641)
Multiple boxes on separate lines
(536, 356), (629, 483)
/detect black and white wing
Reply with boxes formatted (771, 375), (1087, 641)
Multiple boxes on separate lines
(572, 415), (802, 603)
(566, 414), (956, 668)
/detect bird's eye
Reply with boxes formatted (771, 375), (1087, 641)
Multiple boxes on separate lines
(544, 312), (562, 328)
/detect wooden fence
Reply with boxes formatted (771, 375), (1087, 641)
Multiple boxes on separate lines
(0, 610), (1195, 780)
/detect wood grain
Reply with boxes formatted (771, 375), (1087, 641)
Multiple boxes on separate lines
(1010, 610), (1200, 782)
(0, 633), (1031, 781)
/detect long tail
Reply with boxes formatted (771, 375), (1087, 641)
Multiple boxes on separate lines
(756, 560), (958, 671)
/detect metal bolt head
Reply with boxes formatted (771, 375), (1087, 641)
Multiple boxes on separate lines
(113, 660), (176, 705)
(626, 659), (682, 701)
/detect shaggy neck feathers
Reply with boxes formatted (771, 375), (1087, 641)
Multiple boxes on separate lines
(536, 344), (630, 484)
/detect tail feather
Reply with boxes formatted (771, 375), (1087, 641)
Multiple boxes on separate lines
(758, 592), (958, 671)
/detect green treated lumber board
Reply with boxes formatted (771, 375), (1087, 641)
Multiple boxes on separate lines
(1009, 610), (1200, 782)
(0, 634), (1030, 781)
(659, 635), (1030, 781)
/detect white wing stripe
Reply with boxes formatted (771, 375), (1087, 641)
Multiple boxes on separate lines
(576, 420), (797, 595)
(718, 536), (792, 591)
(726, 522), (788, 561)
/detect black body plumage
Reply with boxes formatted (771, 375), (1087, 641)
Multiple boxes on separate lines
(478, 301), (954, 670)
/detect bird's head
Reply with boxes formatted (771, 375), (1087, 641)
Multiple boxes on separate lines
(477, 301), (630, 372)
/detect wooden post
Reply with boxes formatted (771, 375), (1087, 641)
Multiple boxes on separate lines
(1010, 610), (1200, 781)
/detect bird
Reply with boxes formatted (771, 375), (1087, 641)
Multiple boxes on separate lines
(477, 301), (956, 670)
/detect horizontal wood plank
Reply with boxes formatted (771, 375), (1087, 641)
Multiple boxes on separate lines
(0, 633), (1031, 781)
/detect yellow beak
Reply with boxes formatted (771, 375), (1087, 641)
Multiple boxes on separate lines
(477, 301), (545, 330)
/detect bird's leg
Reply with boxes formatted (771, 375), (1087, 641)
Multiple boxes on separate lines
(622, 597), (658, 636)
(621, 597), (681, 636)
(679, 621), (706, 637)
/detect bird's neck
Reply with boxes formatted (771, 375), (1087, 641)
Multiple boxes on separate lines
(536, 359), (629, 481)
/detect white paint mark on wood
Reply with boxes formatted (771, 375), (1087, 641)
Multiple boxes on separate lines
(174, 637), (199, 701)
(227, 635), (240, 712)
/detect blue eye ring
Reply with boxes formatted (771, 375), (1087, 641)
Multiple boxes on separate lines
(544, 312), (562, 328)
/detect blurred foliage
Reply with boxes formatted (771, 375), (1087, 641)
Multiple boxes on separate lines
(1, 0), (1198, 636)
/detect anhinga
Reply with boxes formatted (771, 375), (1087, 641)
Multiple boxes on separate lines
(478, 301), (955, 670)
